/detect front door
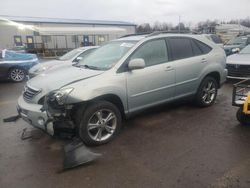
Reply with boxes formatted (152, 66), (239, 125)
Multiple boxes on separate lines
(126, 39), (175, 113)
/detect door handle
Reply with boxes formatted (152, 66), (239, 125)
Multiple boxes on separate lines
(165, 66), (174, 71)
(201, 58), (207, 63)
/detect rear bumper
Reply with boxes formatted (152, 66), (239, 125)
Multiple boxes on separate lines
(17, 96), (54, 135)
(221, 69), (228, 86)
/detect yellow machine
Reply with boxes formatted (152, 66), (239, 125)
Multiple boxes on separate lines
(233, 79), (250, 125)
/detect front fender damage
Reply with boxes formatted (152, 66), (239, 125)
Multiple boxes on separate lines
(40, 95), (102, 170)
(40, 94), (76, 137)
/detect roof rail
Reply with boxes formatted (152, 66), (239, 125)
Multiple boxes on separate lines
(119, 32), (151, 38)
(120, 30), (197, 39)
(146, 30), (195, 37)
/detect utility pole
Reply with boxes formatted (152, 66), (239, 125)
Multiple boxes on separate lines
(178, 15), (181, 33)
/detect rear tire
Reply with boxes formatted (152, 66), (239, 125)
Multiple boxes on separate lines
(78, 101), (122, 146)
(195, 76), (218, 107)
(8, 68), (26, 82)
(236, 107), (250, 126)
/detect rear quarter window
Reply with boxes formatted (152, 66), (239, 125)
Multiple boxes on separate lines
(193, 39), (212, 54)
(210, 35), (222, 44)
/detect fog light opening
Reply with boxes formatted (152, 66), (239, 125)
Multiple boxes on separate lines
(37, 117), (45, 126)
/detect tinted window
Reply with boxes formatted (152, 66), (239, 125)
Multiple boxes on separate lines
(247, 37), (250, 45)
(194, 40), (212, 54)
(190, 39), (203, 56)
(168, 38), (193, 60)
(130, 39), (168, 67)
(211, 35), (222, 44)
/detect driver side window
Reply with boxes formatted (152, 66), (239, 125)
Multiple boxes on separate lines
(130, 39), (168, 67)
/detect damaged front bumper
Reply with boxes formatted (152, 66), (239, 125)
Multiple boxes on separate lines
(17, 96), (75, 136)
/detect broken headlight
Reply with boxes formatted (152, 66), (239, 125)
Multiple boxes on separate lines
(49, 88), (74, 105)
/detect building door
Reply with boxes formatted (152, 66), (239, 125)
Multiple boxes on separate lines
(14, 35), (22, 46)
(26, 36), (34, 49)
(83, 35), (89, 46)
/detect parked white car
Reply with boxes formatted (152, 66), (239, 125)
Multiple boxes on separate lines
(226, 44), (250, 79)
(29, 46), (98, 78)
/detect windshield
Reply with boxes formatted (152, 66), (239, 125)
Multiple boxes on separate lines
(226, 36), (248, 45)
(240, 45), (250, 54)
(59, 49), (81, 61)
(78, 41), (136, 70)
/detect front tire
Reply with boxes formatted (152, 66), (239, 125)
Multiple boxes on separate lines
(9, 68), (26, 82)
(78, 101), (122, 146)
(195, 76), (218, 107)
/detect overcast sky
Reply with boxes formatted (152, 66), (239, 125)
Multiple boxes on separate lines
(0, 0), (250, 25)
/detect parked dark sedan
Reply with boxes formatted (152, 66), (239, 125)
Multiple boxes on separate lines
(0, 49), (38, 82)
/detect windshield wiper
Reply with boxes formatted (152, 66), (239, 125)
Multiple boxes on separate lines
(76, 64), (105, 70)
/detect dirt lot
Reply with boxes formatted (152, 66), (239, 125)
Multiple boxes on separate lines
(1, 80), (250, 188)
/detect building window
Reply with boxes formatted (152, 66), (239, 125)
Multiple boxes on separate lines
(98, 36), (105, 42)
(72, 35), (78, 43)
(42, 36), (52, 43)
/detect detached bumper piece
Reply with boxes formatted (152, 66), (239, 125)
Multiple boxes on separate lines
(3, 114), (20, 122)
(63, 138), (102, 170)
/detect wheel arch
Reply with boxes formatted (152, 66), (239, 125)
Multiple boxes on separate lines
(202, 71), (220, 88)
(91, 94), (126, 119)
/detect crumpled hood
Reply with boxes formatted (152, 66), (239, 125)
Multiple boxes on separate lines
(227, 53), (250, 65)
(28, 66), (104, 94)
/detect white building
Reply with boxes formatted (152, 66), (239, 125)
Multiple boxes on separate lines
(0, 15), (136, 56)
(216, 24), (250, 42)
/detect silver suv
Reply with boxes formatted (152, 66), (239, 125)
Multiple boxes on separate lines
(17, 33), (227, 146)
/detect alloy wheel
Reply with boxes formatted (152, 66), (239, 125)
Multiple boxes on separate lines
(201, 81), (216, 104)
(87, 109), (117, 142)
(10, 69), (25, 82)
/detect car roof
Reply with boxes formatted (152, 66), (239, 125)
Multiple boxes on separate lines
(117, 33), (203, 42)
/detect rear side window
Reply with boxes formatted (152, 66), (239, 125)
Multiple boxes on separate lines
(130, 39), (168, 67)
(194, 39), (212, 54)
(168, 38), (193, 60)
(210, 35), (222, 44)
(190, 39), (203, 56)
(247, 37), (250, 45)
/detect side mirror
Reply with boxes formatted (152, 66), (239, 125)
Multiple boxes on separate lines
(128, 58), (145, 70)
(74, 56), (83, 62)
(232, 48), (240, 54)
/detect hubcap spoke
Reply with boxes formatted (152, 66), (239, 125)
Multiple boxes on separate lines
(96, 111), (103, 122)
(88, 123), (100, 130)
(94, 128), (103, 141)
(105, 112), (115, 123)
(208, 88), (216, 94)
(105, 125), (114, 133)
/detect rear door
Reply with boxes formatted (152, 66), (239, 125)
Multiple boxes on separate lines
(126, 38), (175, 113)
(167, 37), (212, 98)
